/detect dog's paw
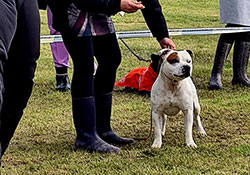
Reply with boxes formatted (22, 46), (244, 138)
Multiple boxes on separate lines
(197, 128), (207, 136)
(186, 141), (197, 148)
(161, 131), (165, 136)
(151, 141), (162, 148)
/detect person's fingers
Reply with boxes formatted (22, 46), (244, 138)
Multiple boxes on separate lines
(121, 0), (144, 13)
(128, 2), (144, 12)
(160, 38), (176, 50)
(170, 42), (176, 50)
(133, 1), (143, 6)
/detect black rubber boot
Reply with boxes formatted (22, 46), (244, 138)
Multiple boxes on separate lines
(55, 67), (70, 92)
(72, 97), (120, 153)
(56, 74), (70, 91)
(95, 93), (134, 145)
(209, 36), (233, 90)
(232, 41), (250, 87)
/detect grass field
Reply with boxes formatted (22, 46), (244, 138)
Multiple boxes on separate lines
(1, 0), (250, 174)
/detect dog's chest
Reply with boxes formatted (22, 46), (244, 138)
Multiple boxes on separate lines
(151, 91), (182, 116)
(161, 93), (182, 116)
(151, 77), (192, 116)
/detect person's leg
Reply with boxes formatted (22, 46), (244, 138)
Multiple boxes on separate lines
(61, 32), (120, 153)
(0, 0), (17, 162)
(0, 39), (7, 128)
(0, 39), (6, 163)
(0, 40), (5, 114)
(93, 33), (134, 145)
(0, 0), (17, 52)
(209, 24), (236, 90)
(47, 7), (70, 91)
(232, 31), (250, 87)
(0, 0), (40, 156)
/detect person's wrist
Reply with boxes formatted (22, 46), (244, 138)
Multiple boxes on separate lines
(156, 34), (169, 42)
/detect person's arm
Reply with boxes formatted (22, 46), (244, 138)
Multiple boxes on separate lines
(74, 0), (144, 16)
(140, 0), (175, 49)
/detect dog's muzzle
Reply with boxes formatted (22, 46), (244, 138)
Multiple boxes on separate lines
(181, 65), (191, 77)
(174, 65), (191, 78)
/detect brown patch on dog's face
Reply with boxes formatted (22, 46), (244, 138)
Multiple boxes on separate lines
(167, 52), (179, 64)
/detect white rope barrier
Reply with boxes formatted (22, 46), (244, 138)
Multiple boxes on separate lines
(40, 27), (250, 44)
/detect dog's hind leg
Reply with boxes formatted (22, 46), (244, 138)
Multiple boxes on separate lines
(193, 101), (207, 136)
(161, 114), (167, 136)
(196, 115), (207, 136)
(152, 111), (163, 148)
(184, 110), (197, 148)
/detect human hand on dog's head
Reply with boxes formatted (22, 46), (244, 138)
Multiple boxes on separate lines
(159, 37), (176, 50)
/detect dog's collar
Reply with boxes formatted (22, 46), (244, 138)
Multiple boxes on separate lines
(162, 72), (178, 83)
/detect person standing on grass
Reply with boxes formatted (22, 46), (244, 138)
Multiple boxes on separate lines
(47, 6), (71, 92)
(0, 0), (40, 163)
(48, 0), (176, 153)
(209, 0), (250, 90)
(47, 7), (98, 92)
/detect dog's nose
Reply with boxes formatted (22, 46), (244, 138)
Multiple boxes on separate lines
(182, 65), (191, 77)
(182, 65), (190, 73)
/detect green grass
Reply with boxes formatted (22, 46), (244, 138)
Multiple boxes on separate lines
(1, 0), (250, 174)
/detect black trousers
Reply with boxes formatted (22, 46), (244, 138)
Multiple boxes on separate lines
(0, 0), (17, 119)
(0, 0), (17, 160)
(0, 0), (40, 157)
(61, 32), (121, 98)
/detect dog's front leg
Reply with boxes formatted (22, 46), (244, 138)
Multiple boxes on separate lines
(161, 114), (167, 136)
(152, 110), (163, 148)
(184, 110), (197, 148)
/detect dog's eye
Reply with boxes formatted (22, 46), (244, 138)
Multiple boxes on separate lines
(168, 59), (179, 64)
(187, 60), (191, 63)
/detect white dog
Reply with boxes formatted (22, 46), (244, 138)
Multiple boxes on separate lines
(151, 49), (207, 148)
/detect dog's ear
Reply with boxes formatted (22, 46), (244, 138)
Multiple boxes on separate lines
(185, 50), (194, 58)
(158, 48), (171, 58)
(151, 54), (160, 63)
(150, 54), (161, 73)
